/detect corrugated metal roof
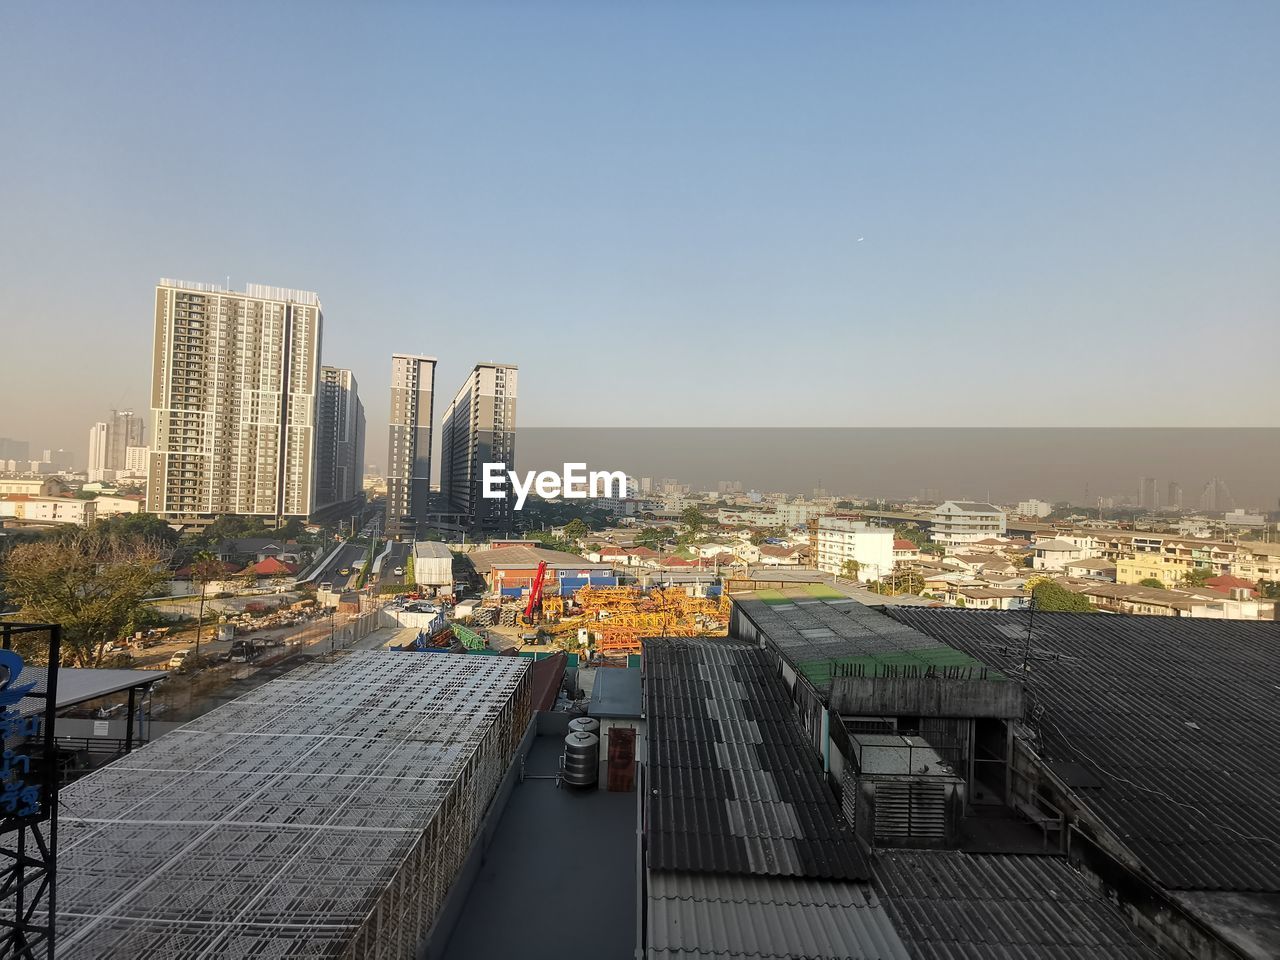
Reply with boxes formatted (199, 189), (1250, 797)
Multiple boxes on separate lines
(647, 871), (911, 960)
(873, 850), (1164, 959)
(645, 638), (869, 881)
(885, 608), (1280, 894)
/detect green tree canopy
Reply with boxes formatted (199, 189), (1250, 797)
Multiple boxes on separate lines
(1030, 579), (1094, 613)
(92, 512), (181, 547)
(2, 531), (172, 666)
(635, 526), (674, 549)
(893, 525), (928, 549)
(563, 518), (590, 542)
(680, 506), (709, 537)
(1138, 578), (1166, 589)
(1182, 567), (1215, 587)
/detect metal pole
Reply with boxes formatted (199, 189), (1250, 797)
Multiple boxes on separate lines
(125, 685), (137, 753)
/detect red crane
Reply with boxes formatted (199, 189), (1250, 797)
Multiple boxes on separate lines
(523, 561), (548, 624)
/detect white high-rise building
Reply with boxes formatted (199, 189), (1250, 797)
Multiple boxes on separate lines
(147, 279), (322, 520)
(88, 410), (145, 482)
(88, 422), (110, 481)
(124, 446), (149, 476)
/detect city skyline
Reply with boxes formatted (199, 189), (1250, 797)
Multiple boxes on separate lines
(3, 2), (1279, 457)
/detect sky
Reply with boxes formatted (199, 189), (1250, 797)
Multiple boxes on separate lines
(2, 1), (1278, 473)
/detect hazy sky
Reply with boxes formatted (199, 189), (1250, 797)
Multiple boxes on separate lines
(2, 2), (1277, 470)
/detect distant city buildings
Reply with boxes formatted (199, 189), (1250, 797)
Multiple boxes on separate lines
(124, 445), (149, 476)
(930, 501), (1007, 548)
(0, 438), (30, 462)
(1138, 476), (1159, 510)
(1015, 498), (1052, 518)
(1199, 477), (1234, 512)
(146, 279), (322, 521)
(440, 362), (518, 537)
(385, 354), (436, 539)
(314, 366), (366, 509)
(1167, 481), (1183, 511)
(87, 409), (144, 481)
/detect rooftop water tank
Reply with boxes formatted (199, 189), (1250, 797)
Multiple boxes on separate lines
(562, 731), (599, 788)
(568, 716), (600, 737)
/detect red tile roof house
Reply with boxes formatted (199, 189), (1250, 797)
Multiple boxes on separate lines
(1205, 575), (1258, 596)
(241, 557), (299, 578)
(893, 539), (921, 561)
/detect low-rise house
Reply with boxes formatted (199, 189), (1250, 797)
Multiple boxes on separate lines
(892, 539), (921, 564)
(954, 586), (1030, 610)
(1205, 574), (1258, 596)
(1081, 582), (1275, 619)
(945, 553), (1018, 577)
(241, 557), (300, 578)
(756, 544), (804, 566)
(1062, 557), (1117, 581)
(1032, 538), (1085, 571)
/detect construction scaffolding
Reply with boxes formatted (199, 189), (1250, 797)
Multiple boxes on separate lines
(536, 586), (731, 656)
(45, 651), (532, 959)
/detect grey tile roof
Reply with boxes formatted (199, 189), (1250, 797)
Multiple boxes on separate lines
(884, 608), (1280, 893)
(874, 850), (1164, 959)
(644, 638), (869, 881)
(647, 872), (910, 960)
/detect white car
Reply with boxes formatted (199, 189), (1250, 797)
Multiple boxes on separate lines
(393, 566), (404, 576)
(168, 650), (189, 670)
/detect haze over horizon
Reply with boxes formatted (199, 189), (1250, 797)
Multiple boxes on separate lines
(3, 2), (1277, 468)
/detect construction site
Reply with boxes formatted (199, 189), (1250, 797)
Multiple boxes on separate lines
(456, 561), (732, 658)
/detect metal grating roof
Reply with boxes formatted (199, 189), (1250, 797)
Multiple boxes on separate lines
(647, 871), (911, 960)
(644, 637), (869, 881)
(886, 608), (1280, 893)
(48, 651), (531, 959)
(873, 850), (1164, 959)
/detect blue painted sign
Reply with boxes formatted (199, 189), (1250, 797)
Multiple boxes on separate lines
(0, 650), (43, 820)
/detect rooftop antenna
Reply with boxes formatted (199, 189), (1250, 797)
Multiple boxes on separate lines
(1021, 590), (1037, 673)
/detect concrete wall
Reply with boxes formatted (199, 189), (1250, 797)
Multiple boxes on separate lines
(828, 676), (1023, 719)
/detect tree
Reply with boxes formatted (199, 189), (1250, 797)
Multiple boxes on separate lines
(1182, 567), (1214, 588)
(563, 519), (590, 542)
(1, 531), (171, 666)
(893, 525), (928, 550)
(188, 550), (226, 666)
(1030, 579), (1093, 613)
(680, 506), (708, 537)
(840, 559), (861, 580)
(1138, 578), (1166, 590)
(92, 512), (180, 547)
(635, 526), (674, 549)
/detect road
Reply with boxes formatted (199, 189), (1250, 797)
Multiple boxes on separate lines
(376, 541), (412, 589)
(315, 541), (372, 592)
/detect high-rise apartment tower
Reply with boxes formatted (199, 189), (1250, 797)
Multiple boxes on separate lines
(385, 354), (437, 539)
(315, 367), (366, 508)
(441, 363), (518, 536)
(147, 279), (322, 520)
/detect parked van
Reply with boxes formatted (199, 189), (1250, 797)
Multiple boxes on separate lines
(229, 640), (259, 663)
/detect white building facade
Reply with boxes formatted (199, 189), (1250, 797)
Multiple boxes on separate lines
(815, 517), (894, 582)
(930, 501), (1007, 548)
